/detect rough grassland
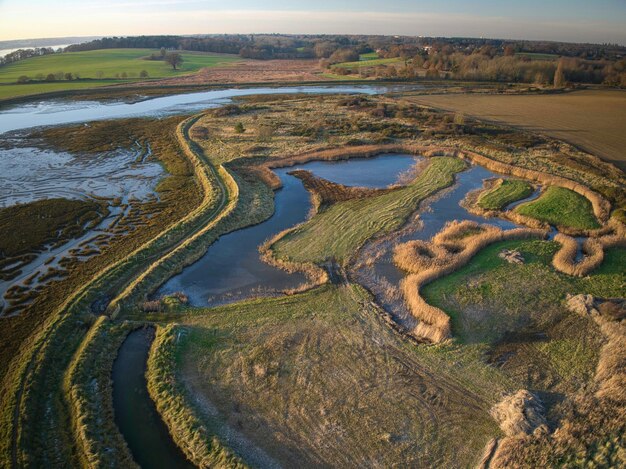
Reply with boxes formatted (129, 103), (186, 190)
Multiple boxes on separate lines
(422, 241), (626, 465)
(477, 179), (533, 211)
(0, 48), (240, 99)
(271, 157), (465, 264)
(406, 90), (626, 172)
(515, 186), (601, 230)
(175, 284), (506, 468)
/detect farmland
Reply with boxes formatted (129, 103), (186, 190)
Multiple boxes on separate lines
(406, 90), (626, 172)
(0, 48), (240, 99)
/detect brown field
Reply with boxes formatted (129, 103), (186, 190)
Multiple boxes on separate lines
(406, 90), (626, 172)
(134, 59), (327, 85)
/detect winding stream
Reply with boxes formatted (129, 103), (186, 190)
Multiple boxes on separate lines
(159, 153), (420, 306)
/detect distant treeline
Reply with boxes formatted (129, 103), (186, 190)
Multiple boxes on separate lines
(0, 47), (57, 66)
(64, 34), (626, 61)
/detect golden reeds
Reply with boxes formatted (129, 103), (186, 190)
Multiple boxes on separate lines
(394, 220), (547, 343)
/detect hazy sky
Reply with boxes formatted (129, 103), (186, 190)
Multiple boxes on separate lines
(1, 0), (625, 44)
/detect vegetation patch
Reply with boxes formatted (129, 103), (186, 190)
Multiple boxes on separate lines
(515, 186), (601, 230)
(477, 178), (533, 211)
(271, 157), (465, 264)
(174, 285), (502, 467)
(0, 198), (107, 258)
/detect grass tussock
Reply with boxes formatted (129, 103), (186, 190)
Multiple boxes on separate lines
(552, 221), (626, 277)
(394, 221), (547, 342)
(288, 169), (395, 211)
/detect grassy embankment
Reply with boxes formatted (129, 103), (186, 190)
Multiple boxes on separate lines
(271, 157), (465, 264)
(515, 186), (601, 230)
(0, 48), (240, 100)
(476, 179), (534, 210)
(0, 115), (216, 467)
(423, 240), (626, 466)
(162, 284), (509, 467)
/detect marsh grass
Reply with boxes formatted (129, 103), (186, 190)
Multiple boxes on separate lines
(515, 186), (601, 231)
(477, 178), (534, 211)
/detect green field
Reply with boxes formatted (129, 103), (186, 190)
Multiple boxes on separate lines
(334, 56), (403, 68)
(0, 48), (240, 100)
(359, 52), (379, 61)
(272, 157), (465, 264)
(477, 179), (534, 210)
(515, 186), (601, 230)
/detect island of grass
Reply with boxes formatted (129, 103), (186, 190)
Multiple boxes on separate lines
(0, 48), (240, 100)
(477, 178), (534, 211)
(515, 186), (601, 230)
(271, 157), (466, 264)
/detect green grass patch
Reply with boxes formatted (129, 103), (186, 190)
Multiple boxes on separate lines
(422, 240), (625, 392)
(272, 157), (466, 264)
(0, 48), (240, 100)
(333, 57), (403, 68)
(477, 179), (533, 210)
(515, 186), (600, 230)
(359, 52), (379, 61)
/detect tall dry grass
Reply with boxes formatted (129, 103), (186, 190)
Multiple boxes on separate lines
(459, 149), (612, 224)
(553, 220), (626, 277)
(394, 221), (547, 343)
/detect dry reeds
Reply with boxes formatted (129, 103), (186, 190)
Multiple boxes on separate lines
(459, 150), (612, 224)
(553, 220), (626, 277)
(394, 220), (547, 343)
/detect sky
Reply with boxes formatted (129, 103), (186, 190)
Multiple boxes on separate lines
(1, 0), (625, 45)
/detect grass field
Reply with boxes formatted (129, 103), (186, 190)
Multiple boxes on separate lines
(272, 157), (465, 264)
(515, 186), (601, 230)
(333, 57), (403, 68)
(174, 284), (505, 467)
(359, 52), (379, 61)
(0, 48), (240, 100)
(405, 90), (626, 172)
(477, 179), (534, 210)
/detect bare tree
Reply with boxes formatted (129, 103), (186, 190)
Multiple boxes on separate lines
(164, 52), (183, 70)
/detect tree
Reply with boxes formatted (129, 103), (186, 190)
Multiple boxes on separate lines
(504, 45), (515, 56)
(17, 75), (29, 83)
(45, 73), (56, 82)
(64, 72), (73, 80)
(234, 122), (245, 134)
(554, 58), (566, 88)
(139, 70), (149, 78)
(160, 47), (166, 57)
(121, 72), (128, 78)
(164, 52), (183, 70)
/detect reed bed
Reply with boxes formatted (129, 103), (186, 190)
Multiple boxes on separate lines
(459, 149), (612, 224)
(395, 221), (547, 343)
(553, 221), (626, 277)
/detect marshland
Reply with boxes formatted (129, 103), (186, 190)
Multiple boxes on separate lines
(0, 32), (624, 469)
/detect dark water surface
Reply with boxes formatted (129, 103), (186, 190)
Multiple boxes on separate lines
(112, 328), (194, 469)
(159, 153), (420, 306)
